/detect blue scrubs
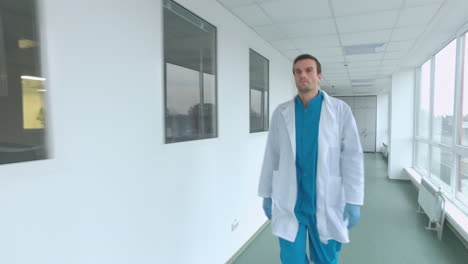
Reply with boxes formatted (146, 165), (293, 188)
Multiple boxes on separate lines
(279, 91), (342, 264)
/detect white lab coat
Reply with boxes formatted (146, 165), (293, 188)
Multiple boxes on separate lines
(258, 90), (364, 244)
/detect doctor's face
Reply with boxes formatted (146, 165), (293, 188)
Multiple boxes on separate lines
(293, 58), (322, 94)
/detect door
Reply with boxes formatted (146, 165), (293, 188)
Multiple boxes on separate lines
(337, 96), (377, 152)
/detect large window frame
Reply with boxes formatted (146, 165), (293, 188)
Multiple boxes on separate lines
(163, 0), (218, 144)
(413, 27), (468, 213)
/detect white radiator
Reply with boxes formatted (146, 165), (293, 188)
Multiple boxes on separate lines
(417, 177), (446, 240)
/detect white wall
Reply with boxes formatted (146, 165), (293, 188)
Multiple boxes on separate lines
(388, 70), (415, 180)
(0, 0), (295, 263)
(376, 93), (389, 153)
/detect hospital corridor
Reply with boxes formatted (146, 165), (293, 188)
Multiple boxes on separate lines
(232, 154), (468, 263)
(1, 0), (468, 264)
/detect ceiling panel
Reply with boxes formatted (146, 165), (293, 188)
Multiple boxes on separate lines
(291, 35), (340, 49)
(349, 70), (380, 76)
(380, 65), (399, 72)
(319, 56), (346, 63)
(346, 60), (381, 67)
(271, 39), (296, 50)
(391, 27), (424, 41)
(326, 75), (349, 81)
(324, 68), (348, 75)
(303, 47), (343, 57)
(324, 74), (349, 80)
(350, 72), (378, 78)
(385, 40), (415, 52)
(332, 0), (403, 17)
(381, 59), (400, 66)
(346, 53), (384, 62)
(348, 66), (380, 73)
(404, 0), (444, 8)
(341, 30), (392, 45)
(218, 0), (257, 9)
(383, 51), (405, 60)
(283, 49), (301, 60)
(397, 4), (441, 27)
(253, 24), (288, 41)
(231, 5), (273, 26)
(328, 81), (351, 87)
(381, 60), (400, 68)
(328, 89), (354, 96)
(280, 19), (337, 37)
(336, 10), (399, 33)
(260, 0), (332, 22)
(322, 66), (348, 74)
(255, 0), (281, 3)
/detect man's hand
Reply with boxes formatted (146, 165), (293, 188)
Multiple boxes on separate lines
(263, 198), (272, 220)
(343, 203), (360, 229)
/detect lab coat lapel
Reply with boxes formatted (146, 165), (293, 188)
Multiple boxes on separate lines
(318, 91), (337, 147)
(281, 100), (296, 160)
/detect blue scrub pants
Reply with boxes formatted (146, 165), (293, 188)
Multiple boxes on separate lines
(278, 217), (341, 264)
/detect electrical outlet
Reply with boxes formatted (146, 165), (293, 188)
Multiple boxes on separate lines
(231, 219), (239, 232)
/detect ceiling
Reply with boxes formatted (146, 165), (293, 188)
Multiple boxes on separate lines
(216, 0), (468, 96)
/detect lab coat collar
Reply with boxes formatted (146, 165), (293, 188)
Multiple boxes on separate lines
(280, 90), (335, 160)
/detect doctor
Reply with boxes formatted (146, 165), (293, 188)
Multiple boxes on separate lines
(258, 54), (364, 264)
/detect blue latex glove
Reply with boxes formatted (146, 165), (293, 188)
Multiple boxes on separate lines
(343, 203), (360, 229)
(263, 198), (272, 220)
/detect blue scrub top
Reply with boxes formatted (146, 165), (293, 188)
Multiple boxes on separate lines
(294, 91), (323, 224)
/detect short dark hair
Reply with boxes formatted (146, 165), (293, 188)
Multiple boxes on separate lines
(293, 54), (322, 74)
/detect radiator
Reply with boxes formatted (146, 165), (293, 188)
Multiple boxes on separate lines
(417, 177), (446, 239)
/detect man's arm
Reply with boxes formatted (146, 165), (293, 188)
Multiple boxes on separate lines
(340, 104), (364, 206)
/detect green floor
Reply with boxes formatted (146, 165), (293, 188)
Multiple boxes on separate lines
(233, 153), (468, 264)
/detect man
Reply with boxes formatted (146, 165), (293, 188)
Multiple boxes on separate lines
(258, 54), (364, 264)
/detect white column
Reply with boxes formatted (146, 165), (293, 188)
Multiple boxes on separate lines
(388, 70), (415, 179)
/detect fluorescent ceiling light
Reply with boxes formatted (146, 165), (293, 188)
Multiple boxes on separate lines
(18, 39), (38, 49)
(351, 78), (375, 84)
(343, 43), (385, 55)
(352, 83), (373, 88)
(21, 75), (46, 81)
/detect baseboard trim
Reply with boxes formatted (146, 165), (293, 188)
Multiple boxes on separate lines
(225, 220), (270, 264)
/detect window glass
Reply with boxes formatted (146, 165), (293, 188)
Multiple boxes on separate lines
(163, 0), (217, 143)
(415, 142), (429, 176)
(250, 49), (269, 133)
(431, 146), (453, 186)
(459, 33), (468, 145)
(432, 39), (456, 145)
(458, 156), (468, 206)
(0, 0), (48, 165)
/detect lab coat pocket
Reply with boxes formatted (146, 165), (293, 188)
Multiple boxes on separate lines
(328, 146), (341, 177)
(327, 176), (344, 206)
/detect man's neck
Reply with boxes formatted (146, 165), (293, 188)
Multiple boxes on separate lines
(298, 89), (319, 108)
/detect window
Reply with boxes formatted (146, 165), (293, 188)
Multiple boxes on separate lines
(249, 49), (269, 133)
(460, 32), (468, 146)
(457, 156), (468, 205)
(432, 39), (456, 145)
(415, 142), (429, 176)
(0, 0), (48, 165)
(414, 32), (468, 211)
(430, 146), (453, 187)
(417, 60), (431, 138)
(163, 0), (217, 143)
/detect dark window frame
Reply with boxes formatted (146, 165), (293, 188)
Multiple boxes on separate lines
(163, 0), (218, 144)
(249, 48), (269, 133)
